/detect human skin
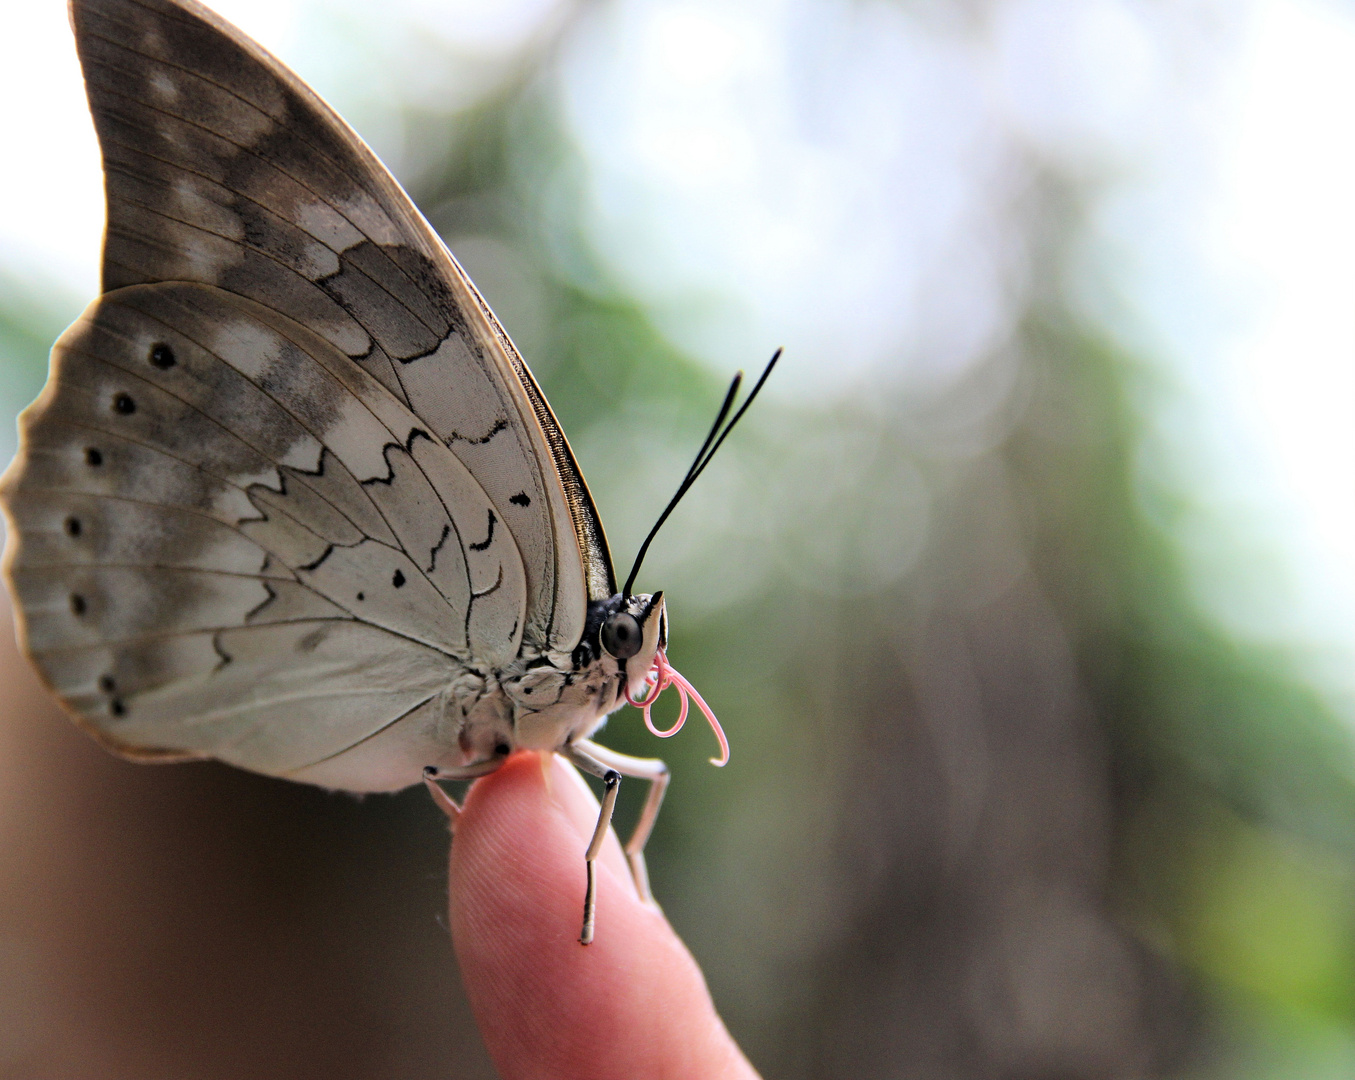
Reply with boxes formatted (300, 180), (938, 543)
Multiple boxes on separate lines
(448, 751), (761, 1080)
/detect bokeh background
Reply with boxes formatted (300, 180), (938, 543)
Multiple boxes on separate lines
(3, 0), (1355, 1076)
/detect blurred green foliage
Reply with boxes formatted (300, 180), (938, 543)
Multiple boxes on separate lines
(0, 270), (71, 463)
(1015, 304), (1355, 1074)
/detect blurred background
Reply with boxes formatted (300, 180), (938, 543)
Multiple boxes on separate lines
(3, 0), (1355, 1076)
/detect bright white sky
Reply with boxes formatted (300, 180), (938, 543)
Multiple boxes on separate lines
(1, 0), (1354, 713)
(1101, 0), (1355, 713)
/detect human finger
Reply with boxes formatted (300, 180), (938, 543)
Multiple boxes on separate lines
(448, 751), (759, 1080)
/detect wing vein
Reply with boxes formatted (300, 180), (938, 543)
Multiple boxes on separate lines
(60, 344), (390, 558)
(67, 301), (488, 628)
(81, 49), (445, 322)
(63, 320), (421, 577)
(98, 153), (447, 343)
(283, 692), (439, 774)
(30, 613), (458, 660)
(29, 416), (397, 559)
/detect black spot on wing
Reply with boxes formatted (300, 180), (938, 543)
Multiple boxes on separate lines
(392, 568), (406, 589)
(509, 491), (530, 507)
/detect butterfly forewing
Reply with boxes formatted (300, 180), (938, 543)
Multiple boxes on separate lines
(68, 0), (611, 649)
(0, 0), (620, 789)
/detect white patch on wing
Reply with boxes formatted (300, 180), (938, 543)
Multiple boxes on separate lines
(149, 69), (179, 104)
(201, 320), (401, 481)
(295, 201), (366, 250)
(180, 232), (236, 283)
(272, 436), (322, 475)
(319, 316), (370, 358)
(139, 27), (168, 58)
(296, 240), (340, 280)
(312, 401), (402, 480)
(172, 177), (244, 241)
(399, 332), (505, 440)
(338, 194), (403, 247)
(205, 320), (282, 380)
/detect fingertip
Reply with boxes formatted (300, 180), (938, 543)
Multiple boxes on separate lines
(447, 751), (758, 1080)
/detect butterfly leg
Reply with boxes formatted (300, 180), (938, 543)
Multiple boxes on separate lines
(422, 760), (504, 830)
(423, 774), (463, 827)
(561, 744), (622, 944)
(570, 739), (670, 907)
(563, 742), (670, 944)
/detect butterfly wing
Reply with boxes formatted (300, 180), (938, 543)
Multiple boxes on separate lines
(3, 281), (527, 789)
(0, 0), (613, 789)
(71, 0), (614, 645)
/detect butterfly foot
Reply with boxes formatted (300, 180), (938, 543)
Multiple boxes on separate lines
(579, 861), (597, 945)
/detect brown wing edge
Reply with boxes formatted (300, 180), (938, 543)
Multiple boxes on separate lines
(70, 0), (617, 612)
(468, 291), (618, 603)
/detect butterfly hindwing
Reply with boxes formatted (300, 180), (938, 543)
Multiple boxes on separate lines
(1, 280), (528, 787)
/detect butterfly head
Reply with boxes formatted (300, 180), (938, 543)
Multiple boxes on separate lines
(597, 590), (667, 700)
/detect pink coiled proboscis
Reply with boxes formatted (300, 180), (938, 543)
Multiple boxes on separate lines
(624, 649), (729, 766)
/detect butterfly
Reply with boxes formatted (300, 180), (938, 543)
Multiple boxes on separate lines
(0, 0), (776, 944)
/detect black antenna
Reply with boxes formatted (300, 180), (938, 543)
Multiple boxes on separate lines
(623, 348), (782, 596)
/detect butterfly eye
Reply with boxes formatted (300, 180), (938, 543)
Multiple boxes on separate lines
(600, 612), (643, 660)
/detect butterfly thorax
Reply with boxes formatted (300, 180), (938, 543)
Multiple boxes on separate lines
(448, 592), (667, 763)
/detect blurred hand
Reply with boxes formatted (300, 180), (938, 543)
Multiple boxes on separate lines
(447, 751), (760, 1080)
